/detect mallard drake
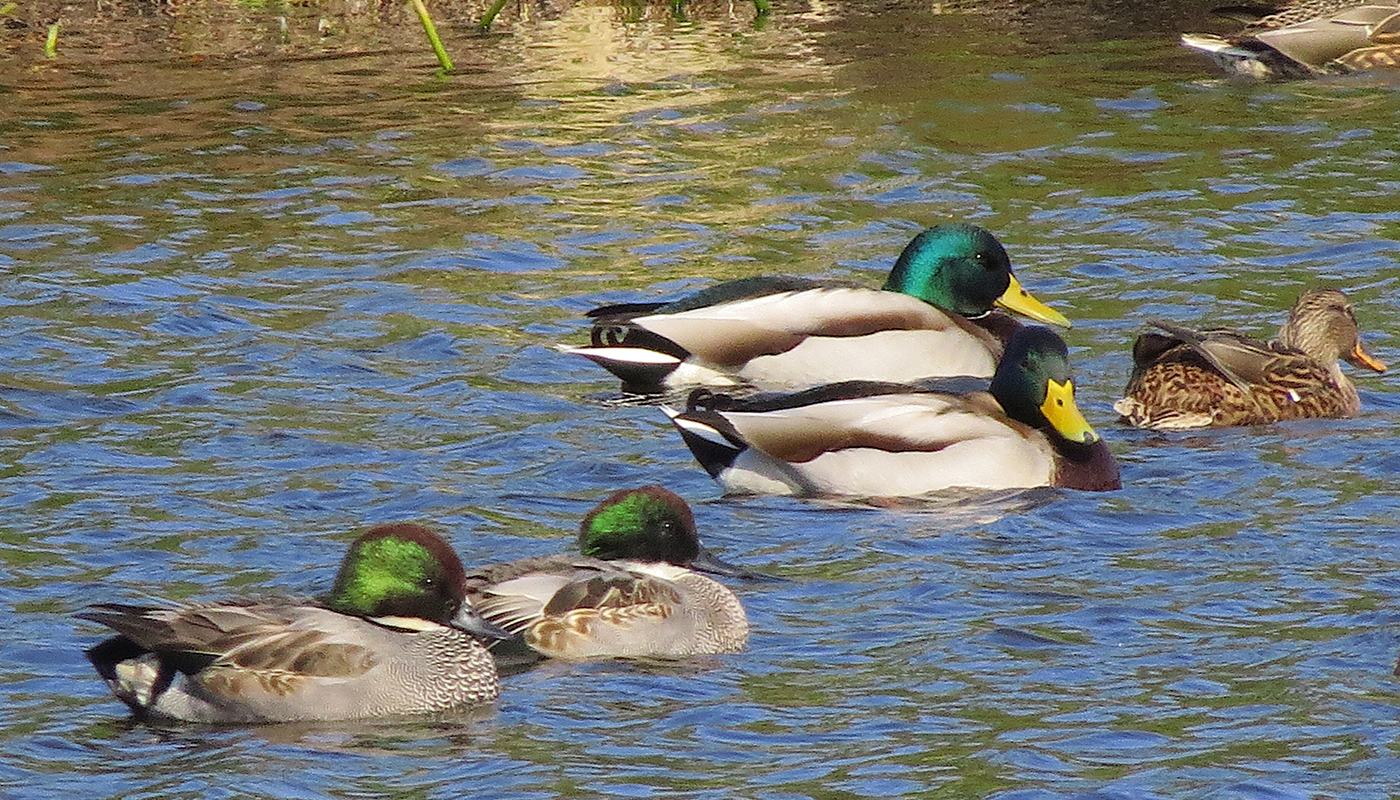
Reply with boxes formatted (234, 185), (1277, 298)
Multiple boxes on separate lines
(1182, 0), (1400, 79)
(465, 486), (760, 660)
(663, 326), (1121, 497)
(1114, 288), (1387, 430)
(561, 224), (1070, 394)
(79, 524), (501, 723)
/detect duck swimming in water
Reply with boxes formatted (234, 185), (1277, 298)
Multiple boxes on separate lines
(664, 326), (1121, 498)
(1115, 288), (1386, 429)
(562, 224), (1069, 394)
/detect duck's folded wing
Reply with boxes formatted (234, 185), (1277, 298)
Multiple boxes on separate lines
(1149, 321), (1303, 390)
(1337, 12), (1400, 70)
(634, 288), (984, 367)
(523, 564), (691, 659)
(473, 572), (577, 635)
(717, 391), (1018, 462)
(541, 562), (685, 615)
(1252, 4), (1397, 67)
(80, 603), (281, 667)
(80, 602), (379, 681)
(473, 560), (683, 634)
(466, 555), (610, 634)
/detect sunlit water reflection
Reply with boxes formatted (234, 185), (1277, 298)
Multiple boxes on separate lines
(2, 0), (1400, 797)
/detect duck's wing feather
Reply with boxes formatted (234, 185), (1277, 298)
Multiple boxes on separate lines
(524, 563), (694, 660)
(465, 556), (588, 635)
(474, 573), (573, 635)
(1147, 320), (1309, 390)
(1251, 3), (1398, 66)
(626, 287), (987, 368)
(79, 602), (379, 684)
(468, 556), (681, 634)
(541, 561), (686, 615)
(697, 388), (1017, 463)
(469, 558), (687, 648)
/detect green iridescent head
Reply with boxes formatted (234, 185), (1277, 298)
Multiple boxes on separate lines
(578, 486), (700, 564)
(882, 224), (1069, 326)
(989, 326), (1098, 446)
(326, 523), (468, 623)
(579, 487), (771, 580)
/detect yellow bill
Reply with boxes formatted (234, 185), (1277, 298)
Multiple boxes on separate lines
(997, 274), (1071, 328)
(1040, 379), (1098, 444)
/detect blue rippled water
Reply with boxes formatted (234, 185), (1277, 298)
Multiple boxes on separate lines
(2, 1), (1400, 797)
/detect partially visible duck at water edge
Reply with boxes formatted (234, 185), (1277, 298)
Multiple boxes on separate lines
(1182, 0), (1400, 79)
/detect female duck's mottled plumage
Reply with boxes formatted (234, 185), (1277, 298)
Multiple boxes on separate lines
(80, 524), (501, 723)
(1182, 0), (1400, 79)
(561, 224), (1070, 394)
(464, 487), (757, 660)
(1114, 288), (1387, 430)
(664, 327), (1121, 498)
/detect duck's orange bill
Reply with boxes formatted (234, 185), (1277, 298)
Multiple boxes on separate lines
(1349, 342), (1387, 373)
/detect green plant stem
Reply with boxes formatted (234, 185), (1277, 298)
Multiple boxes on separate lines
(477, 0), (508, 32)
(44, 22), (59, 58)
(409, 0), (453, 71)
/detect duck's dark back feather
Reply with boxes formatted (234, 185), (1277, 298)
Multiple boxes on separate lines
(686, 381), (951, 415)
(587, 276), (867, 323)
(657, 276), (863, 315)
(586, 301), (669, 320)
(1146, 320), (1304, 389)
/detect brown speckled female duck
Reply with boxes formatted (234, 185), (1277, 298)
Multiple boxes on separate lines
(1114, 288), (1387, 430)
(1181, 0), (1400, 80)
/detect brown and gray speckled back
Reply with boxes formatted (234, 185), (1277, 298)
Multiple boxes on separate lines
(467, 557), (749, 660)
(1245, 0), (1375, 29)
(1114, 289), (1386, 430)
(82, 602), (499, 723)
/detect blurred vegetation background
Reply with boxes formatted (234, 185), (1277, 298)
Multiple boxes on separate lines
(0, 0), (1234, 63)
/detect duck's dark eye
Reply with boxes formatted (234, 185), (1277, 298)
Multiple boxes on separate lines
(420, 577), (436, 589)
